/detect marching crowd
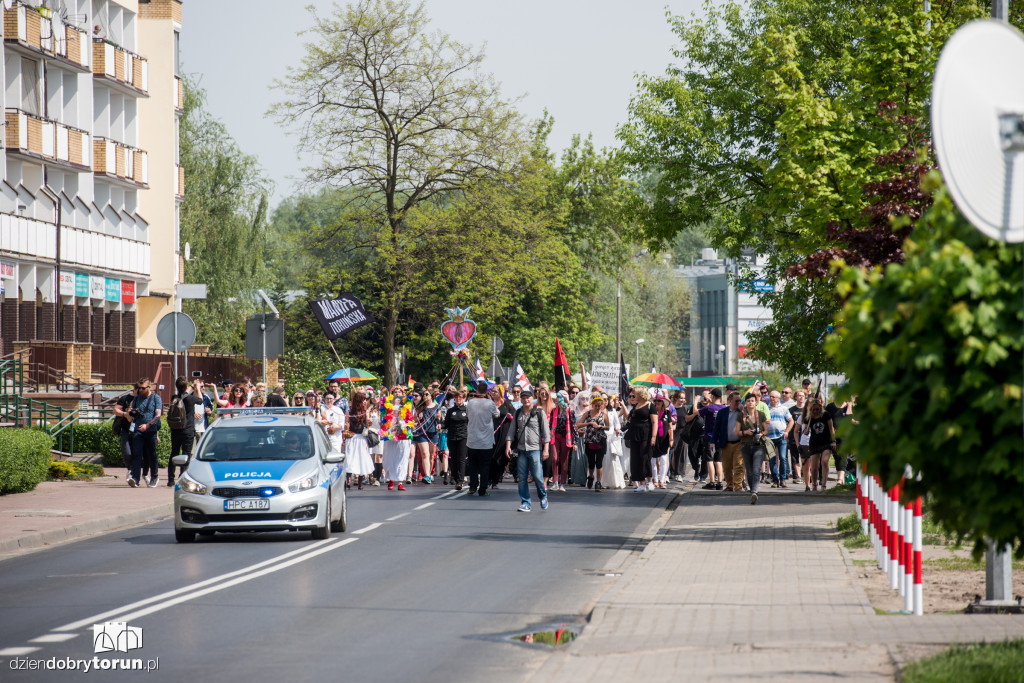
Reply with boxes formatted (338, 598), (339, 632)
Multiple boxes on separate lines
(112, 371), (855, 511)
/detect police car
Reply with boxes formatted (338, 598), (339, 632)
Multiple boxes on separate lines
(172, 407), (347, 542)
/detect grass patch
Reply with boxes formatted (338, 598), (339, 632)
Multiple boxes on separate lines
(826, 482), (856, 494)
(923, 557), (1024, 572)
(836, 512), (871, 549)
(47, 460), (105, 482)
(853, 559), (875, 566)
(902, 639), (1024, 683)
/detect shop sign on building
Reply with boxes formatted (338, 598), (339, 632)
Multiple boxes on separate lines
(105, 278), (121, 303)
(121, 280), (136, 304)
(90, 275), (106, 299)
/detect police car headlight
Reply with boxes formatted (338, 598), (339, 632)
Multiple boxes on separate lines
(288, 473), (318, 493)
(179, 473), (207, 495)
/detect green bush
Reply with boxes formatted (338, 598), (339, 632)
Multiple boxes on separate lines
(0, 429), (56, 493)
(99, 420), (172, 469)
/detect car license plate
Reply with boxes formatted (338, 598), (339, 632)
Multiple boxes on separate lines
(224, 498), (270, 511)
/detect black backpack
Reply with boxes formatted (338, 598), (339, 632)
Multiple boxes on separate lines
(166, 394), (188, 430)
(687, 409), (705, 443)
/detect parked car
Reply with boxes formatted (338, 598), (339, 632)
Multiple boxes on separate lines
(172, 409), (347, 542)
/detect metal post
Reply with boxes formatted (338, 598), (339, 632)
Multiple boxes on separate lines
(172, 304), (178, 379)
(261, 299), (267, 385)
(992, 0), (1008, 21)
(616, 279), (621, 365)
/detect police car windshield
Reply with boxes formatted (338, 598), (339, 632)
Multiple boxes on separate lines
(196, 427), (313, 461)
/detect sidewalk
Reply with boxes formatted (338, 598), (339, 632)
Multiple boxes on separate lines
(533, 488), (1024, 682)
(0, 475), (172, 556)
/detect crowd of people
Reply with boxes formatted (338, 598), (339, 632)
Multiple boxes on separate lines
(113, 371), (855, 510)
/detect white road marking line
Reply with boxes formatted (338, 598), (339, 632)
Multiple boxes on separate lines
(112, 538), (357, 624)
(432, 489), (458, 499)
(0, 647), (40, 656)
(29, 633), (78, 643)
(413, 502), (434, 510)
(449, 490), (469, 499)
(386, 512), (409, 521)
(352, 522), (382, 534)
(46, 572), (118, 578)
(54, 538), (338, 631)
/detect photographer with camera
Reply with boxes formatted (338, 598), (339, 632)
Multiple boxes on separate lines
(127, 378), (163, 488)
(166, 377), (206, 487)
(112, 383), (139, 480)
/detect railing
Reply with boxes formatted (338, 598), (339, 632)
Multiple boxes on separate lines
(0, 212), (151, 277)
(4, 108), (91, 169)
(3, 1), (90, 69)
(93, 137), (148, 186)
(175, 164), (185, 198)
(22, 361), (100, 394)
(92, 38), (148, 94)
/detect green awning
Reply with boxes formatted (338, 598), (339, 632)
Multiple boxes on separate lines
(673, 376), (758, 388)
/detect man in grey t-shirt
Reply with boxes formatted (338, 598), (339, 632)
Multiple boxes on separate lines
(505, 389), (550, 511)
(467, 380), (500, 496)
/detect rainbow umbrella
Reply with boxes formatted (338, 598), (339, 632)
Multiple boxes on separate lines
(629, 372), (683, 391)
(325, 368), (376, 382)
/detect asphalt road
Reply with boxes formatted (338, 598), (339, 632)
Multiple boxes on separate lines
(0, 481), (674, 682)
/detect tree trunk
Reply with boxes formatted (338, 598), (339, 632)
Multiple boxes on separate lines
(382, 306), (399, 388)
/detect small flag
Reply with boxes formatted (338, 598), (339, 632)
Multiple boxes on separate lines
(554, 338), (571, 392)
(512, 360), (532, 391)
(473, 356), (487, 383)
(619, 353), (631, 399)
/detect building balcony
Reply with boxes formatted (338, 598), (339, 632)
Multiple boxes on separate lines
(4, 109), (91, 170)
(174, 75), (184, 112)
(93, 138), (148, 188)
(175, 164), (185, 199)
(2, 1), (90, 71)
(92, 39), (148, 97)
(0, 213), (150, 278)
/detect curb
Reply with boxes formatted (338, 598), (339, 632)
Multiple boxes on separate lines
(0, 502), (173, 554)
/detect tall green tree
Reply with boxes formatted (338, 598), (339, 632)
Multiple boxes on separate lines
(270, 0), (522, 386)
(618, 0), (991, 376)
(179, 75), (271, 353)
(830, 178), (1023, 555)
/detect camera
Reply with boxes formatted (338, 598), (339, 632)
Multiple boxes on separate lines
(191, 370), (203, 378)
(128, 409), (142, 419)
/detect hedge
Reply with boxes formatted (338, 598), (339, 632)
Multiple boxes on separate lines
(0, 429), (56, 494)
(99, 420), (173, 470)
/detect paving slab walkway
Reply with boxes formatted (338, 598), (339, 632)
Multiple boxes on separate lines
(533, 489), (1024, 682)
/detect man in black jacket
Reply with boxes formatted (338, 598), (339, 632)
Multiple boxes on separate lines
(167, 377), (205, 486)
(112, 384), (138, 479)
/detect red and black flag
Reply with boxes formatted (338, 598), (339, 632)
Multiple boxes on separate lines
(554, 338), (571, 392)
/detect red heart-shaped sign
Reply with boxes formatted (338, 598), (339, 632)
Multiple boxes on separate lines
(441, 320), (476, 349)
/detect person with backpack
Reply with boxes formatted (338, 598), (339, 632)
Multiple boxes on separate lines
(112, 384), (138, 480)
(505, 389), (550, 512)
(127, 378), (163, 488)
(166, 377), (205, 487)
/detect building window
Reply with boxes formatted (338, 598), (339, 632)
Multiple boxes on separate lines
(21, 58), (41, 116)
(173, 30), (180, 77)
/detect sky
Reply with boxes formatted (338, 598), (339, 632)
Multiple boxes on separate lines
(180, 0), (710, 208)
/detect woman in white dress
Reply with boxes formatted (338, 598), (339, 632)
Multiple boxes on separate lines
(382, 385), (413, 491)
(342, 391), (375, 490)
(601, 394), (626, 488)
(365, 388), (384, 486)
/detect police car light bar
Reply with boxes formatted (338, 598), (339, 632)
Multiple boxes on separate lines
(216, 407), (313, 416)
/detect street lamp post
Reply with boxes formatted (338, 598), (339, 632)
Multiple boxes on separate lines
(718, 344), (726, 376)
(655, 344), (665, 373)
(635, 338), (645, 373)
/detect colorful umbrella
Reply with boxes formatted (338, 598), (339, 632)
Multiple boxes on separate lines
(325, 368), (376, 382)
(630, 372), (683, 390)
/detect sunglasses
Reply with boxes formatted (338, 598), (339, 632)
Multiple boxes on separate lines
(293, 396), (304, 400)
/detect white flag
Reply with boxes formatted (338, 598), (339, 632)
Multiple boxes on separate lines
(512, 360), (532, 391)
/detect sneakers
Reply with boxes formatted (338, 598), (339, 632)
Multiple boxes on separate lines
(455, 484), (463, 491)
(387, 480), (394, 490)
(587, 476), (594, 489)
(517, 503), (532, 512)
(127, 477), (137, 488)
(646, 482), (655, 491)
(558, 484), (566, 492)
(479, 490), (490, 497)
(397, 483), (406, 491)
(675, 475), (684, 482)
(148, 475), (159, 488)
(715, 482), (723, 490)
(468, 488), (477, 495)
(634, 484), (645, 492)
(702, 481), (716, 490)
(540, 497), (549, 510)
(423, 475), (433, 484)
(594, 482), (603, 491)
(166, 478), (175, 487)
(751, 492), (758, 505)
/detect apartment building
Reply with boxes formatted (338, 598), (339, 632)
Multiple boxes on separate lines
(0, 0), (182, 359)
